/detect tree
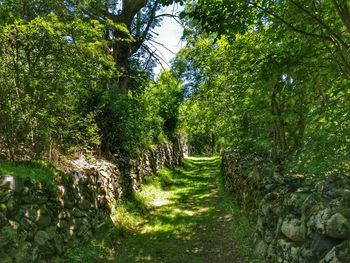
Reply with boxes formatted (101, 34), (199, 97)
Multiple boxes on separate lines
(176, 0), (350, 174)
(68, 0), (185, 91)
(189, 0), (350, 76)
(0, 14), (114, 159)
(152, 70), (184, 138)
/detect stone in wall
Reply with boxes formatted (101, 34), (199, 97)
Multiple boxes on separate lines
(0, 139), (187, 262)
(221, 150), (350, 263)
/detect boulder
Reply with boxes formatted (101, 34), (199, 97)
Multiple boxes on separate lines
(0, 175), (24, 193)
(307, 208), (331, 235)
(256, 240), (268, 257)
(325, 212), (350, 239)
(309, 233), (333, 256)
(281, 218), (306, 242)
(276, 238), (300, 262)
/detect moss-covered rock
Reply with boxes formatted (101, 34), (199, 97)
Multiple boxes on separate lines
(325, 212), (350, 239)
(281, 217), (306, 242)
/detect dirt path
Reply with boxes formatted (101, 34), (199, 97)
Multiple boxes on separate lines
(112, 156), (244, 263)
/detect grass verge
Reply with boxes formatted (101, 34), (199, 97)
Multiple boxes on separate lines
(111, 167), (175, 231)
(216, 172), (259, 262)
(0, 160), (58, 190)
(63, 167), (176, 262)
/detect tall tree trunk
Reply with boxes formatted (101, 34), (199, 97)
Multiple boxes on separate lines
(109, 0), (149, 91)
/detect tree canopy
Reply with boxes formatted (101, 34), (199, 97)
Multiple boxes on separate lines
(0, 0), (185, 159)
(0, 0), (349, 178)
(176, 0), (350, 176)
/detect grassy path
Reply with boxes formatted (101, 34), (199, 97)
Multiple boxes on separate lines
(110, 156), (245, 263)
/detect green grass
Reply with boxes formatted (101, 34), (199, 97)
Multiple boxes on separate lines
(63, 167), (180, 262)
(216, 172), (259, 262)
(65, 156), (258, 262)
(111, 167), (177, 233)
(0, 160), (58, 190)
(63, 239), (110, 263)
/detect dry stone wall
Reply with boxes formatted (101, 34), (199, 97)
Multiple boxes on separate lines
(221, 150), (350, 263)
(0, 139), (187, 262)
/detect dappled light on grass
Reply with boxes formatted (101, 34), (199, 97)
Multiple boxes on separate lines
(187, 156), (220, 161)
(107, 156), (245, 263)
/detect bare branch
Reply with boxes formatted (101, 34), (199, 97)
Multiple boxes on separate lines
(147, 38), (177, 55)
(142, 0), (160, 39)
(154, 13), (185, 28)
(142, 44), (169, 70)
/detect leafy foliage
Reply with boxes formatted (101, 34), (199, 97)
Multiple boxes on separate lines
(177, 0), (350, 175)
(0, 14), (114, 159)
(0, 0), (185, 160)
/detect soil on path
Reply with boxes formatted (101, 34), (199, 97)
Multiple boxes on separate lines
(112, 156), (244, 263)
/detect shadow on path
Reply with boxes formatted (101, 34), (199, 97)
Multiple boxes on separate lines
(111, 156), (243, 263)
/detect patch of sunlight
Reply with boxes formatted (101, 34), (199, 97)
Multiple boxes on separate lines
(111, 169), (175, 231)
(187, 156), (219, 161)
(197, 207), (210, 213)
(135, 255), (153, 262)
(150, 197), (169, 207)
(171, 208), (192, 217)
(186, 246), (204, 254)
(142, 223), (173, 234)
(111, 199), (145, 230)
(198, 193), (212, 198)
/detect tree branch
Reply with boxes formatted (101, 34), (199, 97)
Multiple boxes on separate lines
(142, 0), (160, 39)
(331, 0), (350, 35)
(147, 38), (177, 55)
(251, 2), (333, 42)
(290, 0), (348, 48)
(142, 44), (169, 69)
(117, 0), (149, 28)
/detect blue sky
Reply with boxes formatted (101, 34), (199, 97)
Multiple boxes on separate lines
(152, 3), (185, 75)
